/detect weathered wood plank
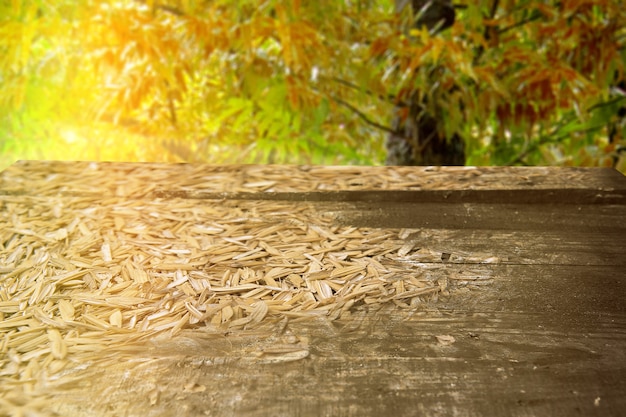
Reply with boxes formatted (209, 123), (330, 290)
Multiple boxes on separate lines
(2, 161), (625, 196)
(332, 200), (626, 231)
(1, 161), (624, 417)
(46, 264), (626, 416)
(389, 229), (626, 266)
(48, 313), (626, 417)
(52, 329), (626, 417)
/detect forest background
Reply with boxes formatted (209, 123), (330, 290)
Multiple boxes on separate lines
(1, 0), (625, 172)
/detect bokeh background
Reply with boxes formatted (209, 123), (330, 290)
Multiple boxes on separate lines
(1, 0), (625, 172)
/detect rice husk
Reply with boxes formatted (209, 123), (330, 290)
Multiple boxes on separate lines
(0, 161), (496, 411)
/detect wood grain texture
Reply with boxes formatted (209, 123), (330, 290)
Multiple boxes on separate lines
(0, 162), (624, 417)
(48, 264), (626, 417)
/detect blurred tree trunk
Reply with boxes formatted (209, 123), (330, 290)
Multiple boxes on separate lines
(386, 0), (465, 166)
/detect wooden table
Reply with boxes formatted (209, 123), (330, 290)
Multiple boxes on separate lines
(1, 161), (625, 416)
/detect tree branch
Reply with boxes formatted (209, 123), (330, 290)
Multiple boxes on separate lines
(588, 96), (626, 112)
(497, 9), (543, 35)
(155, 4), (185, 16)
(488, 0), (500, 23)
(473, 0), (500, 65)
(324, 76), (409, 107)
(506, 116), (607, 165)
(329, 95), (397, 135)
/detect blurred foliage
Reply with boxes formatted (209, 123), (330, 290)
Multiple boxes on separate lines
(0, 0), (625, 171)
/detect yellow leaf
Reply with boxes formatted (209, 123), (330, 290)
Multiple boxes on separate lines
(370, 37), (390, 58)
(19, 6), (39, 69)
(12, 75), (26, 110)
(292, 0), (301, 14)
(287, 76), (300, 109)
(431, 38), (443, 62)
(409, 26), (430, 43)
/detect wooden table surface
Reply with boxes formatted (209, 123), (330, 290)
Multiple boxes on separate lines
(1, 161), (625, 417)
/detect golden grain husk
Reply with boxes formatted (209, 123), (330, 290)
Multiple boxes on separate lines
(0, 161), (495, 402)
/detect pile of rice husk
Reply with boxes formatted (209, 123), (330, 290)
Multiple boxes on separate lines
(0, 161), (496, 413)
